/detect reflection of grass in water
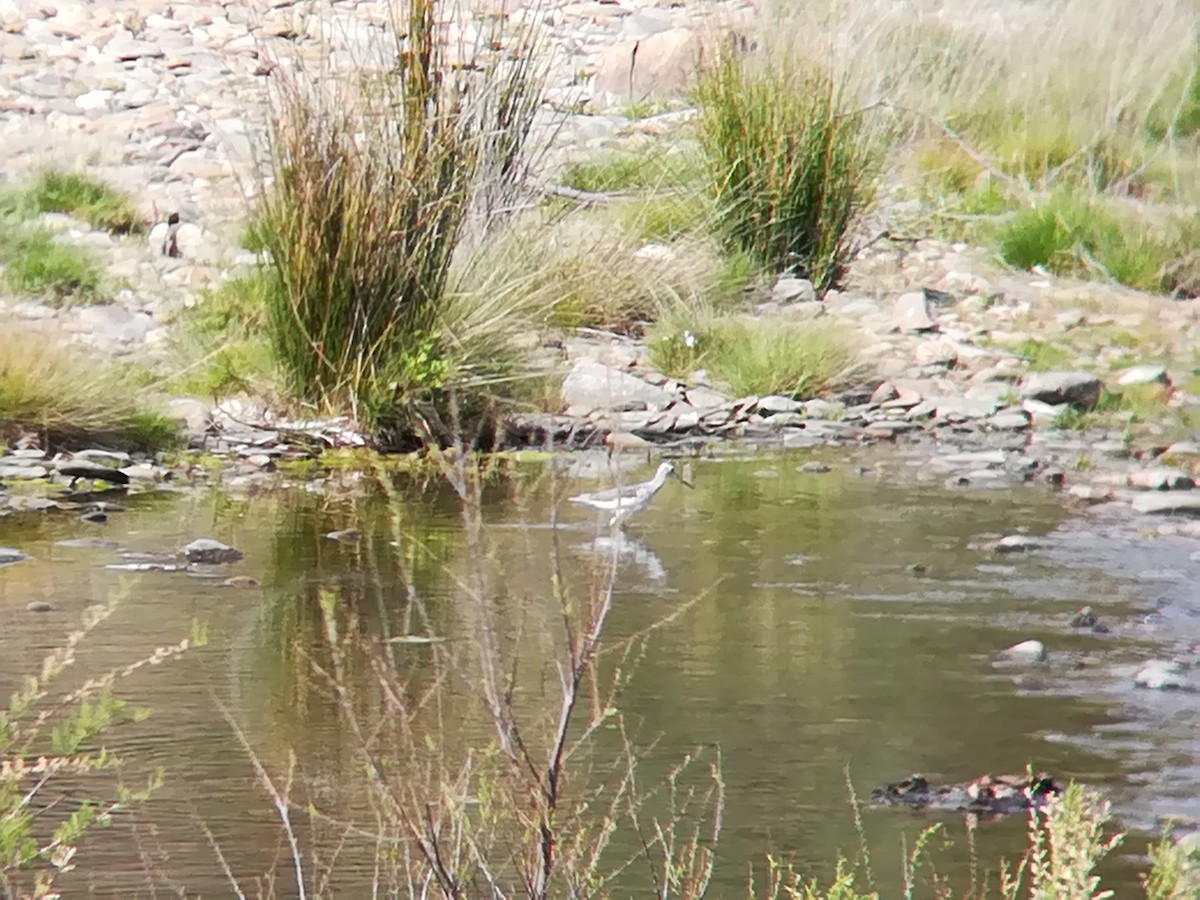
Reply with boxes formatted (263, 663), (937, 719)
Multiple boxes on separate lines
(250, 481), (466, 727)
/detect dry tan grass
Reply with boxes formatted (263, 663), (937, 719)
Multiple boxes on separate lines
(0, 326), (176, 449)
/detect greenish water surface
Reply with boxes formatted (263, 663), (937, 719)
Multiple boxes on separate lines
(0, 450), (1180, 895)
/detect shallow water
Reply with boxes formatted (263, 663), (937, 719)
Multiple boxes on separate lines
(1, 449), (1197, 895)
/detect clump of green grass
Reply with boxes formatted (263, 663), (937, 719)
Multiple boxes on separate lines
(167, 270), (280, 400)
(556, 147), (702, 194)
(649, 315), (860, 398)
(239, 216), (269, 254)
(993, 193), (1192, 294)
(255, 0), (548, 445)
(1008, 339), (1073, 372)
(0, 329), (179, 450)
(29, 170), (144, 235)
(695, 45), (886, 291)
(0, 226), (105, 303)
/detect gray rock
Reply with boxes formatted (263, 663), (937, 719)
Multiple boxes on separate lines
(939, 450), (1008, 467)
(865, 420), (920, 438)
(804, 399), (842, 419)
(935, 396), (1000, 421)
(1019, 371), (1102, 409)
(987, 411), (1032, 431)
(824, 295), (880, 318)
(1131, 494), (1200, 516)
(180, 538), (244, 565)
(1022, 398), (1067, 427)
(1164, 440), (1200, 458)
(1068, 485), (1113, 503)
(1117, 364), (1168, 387)
(999, 640), (1048, 663)
(25, 601), (54, 613)
(0, 465), (49, 480)
(870, 382), (898, 404)
(797, 461), (831, 474)
(756, 395), (804, 415)
(947, 469), (1023, 490)
(772, 276), (817, 305)
(562, 361), (677, 416)
(893, 291), (936, 332)
(780, 301), (825, 321)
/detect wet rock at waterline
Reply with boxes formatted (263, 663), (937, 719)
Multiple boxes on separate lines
(1132, 494), (1200, 516)
(871, 772), (1062, 815)
(179, 538), (244, 565)
(1127, 469), (1196, 492)
(1069, 606), (1110, 634)
(990, 535), (1047, 554)
(25, 600), (53, 613)
(1134, 660), (1200, 692)
(0, 547), (29, 567)
(998, 639), (1048, 663)
(55, 459), (131, 488)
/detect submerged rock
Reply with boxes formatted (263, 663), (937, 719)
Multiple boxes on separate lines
(0, 547), (29, 567)
(872, 772), (1061, 815)
(180, 538), (244, 565)
(1134, 660), (1198, 692)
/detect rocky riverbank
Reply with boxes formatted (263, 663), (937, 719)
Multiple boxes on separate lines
(1, 0), (1198, 534)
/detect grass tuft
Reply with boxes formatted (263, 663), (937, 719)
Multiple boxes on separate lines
(29, 170), (144, 235)
(993, 193), (1197, 294)
(649, 315), (860, 398)
(0, 328), (179, 450)
(695, 43), (886, 291)
(0, 226), (105, 304)
(254, 0), (548, 445)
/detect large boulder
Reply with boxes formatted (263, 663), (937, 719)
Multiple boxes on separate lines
(561, 361), (678, 417)
(593, 28), (697, 108)
(1018, 371), (1102, 409)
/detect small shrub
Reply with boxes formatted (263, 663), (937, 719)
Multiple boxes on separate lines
(29, 170), (143, 234)
(695, 45), (886, 291)
(0, 226), (105, 303)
